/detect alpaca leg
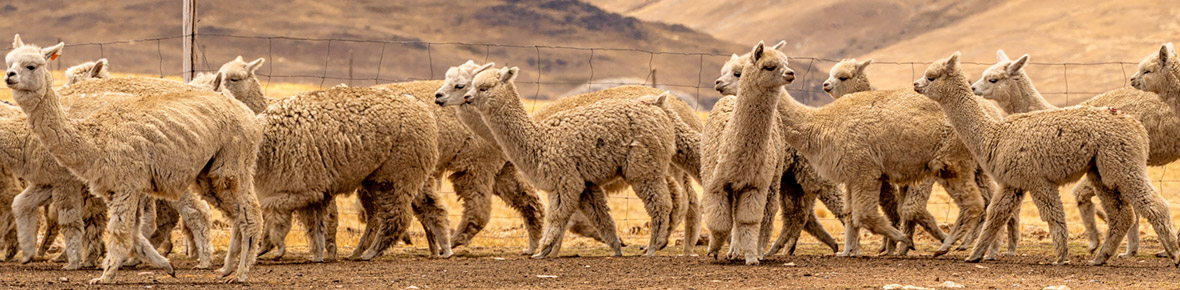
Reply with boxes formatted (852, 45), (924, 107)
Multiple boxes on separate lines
(566, 213), (608, 244)
(900, 180), (944, 256)
(815, 180), (847, 225)
(1119, 178), (1178, 264)
(81, 195), (107, 268)
(1027, 186), (1070, 265)
(14, 185), (51, 264)
(450, 171), (493, 249)
(1119, 211), (1139, 258)
(51, 184), (87, 270)
(295, 203), (327, 262)
(703, 181), (733, 259)
(41, 203), (61, 262)
(90, 190), (140, 284)
(171, 193), (212, 268)
(150, 199), (178, 257)
(492, 163), (545, 255)
(1088, 182), (1131, 266)
(259, 208), (292, 260)
(358, 181), (417, 261)
(577, 185), (622, 257)
(765, 180), (810, 257)
(851, 181), (910, 256)
(731, 186), (769, 264)
(804, 210), (838, 254)
(1074, 181), (1102, 254)
(531, 182), (582, 259)
(349, 188), (377, 260)
(665, 173), (687, 252)
(934, 176), (985, 256)
(412, 183), (453, 258)
(682, 173), (702, 255)
(201, 175), (263, 283)
(1004, 206), (1021, 255)
(323, 198), (338, 261)
(130, 200), (174, 277)
(966, 186), (1023, 262)
(838, 185), (861, 257)
(630, 175), (674, 257)
(878, 181), (901, 254)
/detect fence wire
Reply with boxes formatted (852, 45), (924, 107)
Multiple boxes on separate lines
(15, 33), (1180, 251)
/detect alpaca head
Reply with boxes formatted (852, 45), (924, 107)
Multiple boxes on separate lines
(1131, 43), (1178, 95)
(214, 56), (265, 99)
(6, 35), (64, 105)
(914, 51), (969, 102)
(740, 41), (794, 90)
(64, 58), (109, 86)
(971, 50), (1030, 104)
(436, 60), (493, 106)
(715, 40), (785, 96)
(463, 65), (519, 110)
(822, 58), (872, 99)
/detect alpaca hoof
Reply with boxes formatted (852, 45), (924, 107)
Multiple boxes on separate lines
(88, 277), (110, 285)
(836, 251), (853, 257)
(195, 261), (212, 269)
(1051, 259), (1070, 266)
(1156, 251), (1169, 258)
(63, 263), (81, 271)
(964, 256), (982, 263)
(932, 250), (949, 257)
(1118, 252), (1137, 259)
(166, 263), (176, 278)
(438, 250), (454, 259)
(744, 257), (760, 265)
(1087, 259), (1107, 266)
(1086, 245), (1099, 254)
(19, 256), (32, 265)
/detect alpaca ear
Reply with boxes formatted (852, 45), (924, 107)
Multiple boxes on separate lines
(750, 41), (766, 63)
(234, 55), (244, 62)
(91, 58), (107, 77)
(996, 50), (1010, 62)
(463, 60), (477, 66)
(729, 54), (740, 61)
(473, 63), (494, 75)
(12, 34), (23, 48)
(771, 40), (787, 51)
(247, 58), (265, 74)
(946, 51), (961, 71)
(211, 72), (224, 92)
(857, 59), (873, 74)
(41, 42), (64, 62)
(499, 66), (519, 83)
(1160, 43), (1174, 66)
(655, 91), (670, 105)
(1006, 54), (1029, 76)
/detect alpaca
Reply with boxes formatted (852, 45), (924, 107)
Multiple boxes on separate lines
(0, 164), (23, 261)
(976, 50), (1180, 258)
(253, 85), (439, 262)
(58, 60), (217, 268)
(5, 36), (264, 283)
(714, 48), (848, 256)
(1130, 43), (1180, 117)
(916, 51), (1177, 266)
(823, 58), (1019, 256)
(448, 65), (679, 259)
(702, 42), (796, 265)
(435, 61), (703, 254)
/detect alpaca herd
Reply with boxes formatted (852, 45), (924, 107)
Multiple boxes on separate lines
(5, 33), (1180, 284)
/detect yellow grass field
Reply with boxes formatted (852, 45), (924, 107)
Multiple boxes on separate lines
(12, 71), (1180, 258)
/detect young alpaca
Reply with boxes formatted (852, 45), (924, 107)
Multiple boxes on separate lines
(917, 51), (1177, 266)
(976, 50), (1180, 258)
(5, 36), (264, 283)
(823, 58), (1019, 256)
(712, 43), (843, 257)
(63, 58), (108, 87)
(435, 61), (703, 254)
(702, 42), (796, 265)
(456, 65), (678, 259)
(1131, 43), (1180, 117)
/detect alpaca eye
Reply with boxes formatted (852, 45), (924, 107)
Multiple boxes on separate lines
(229, 78), (241, 82)
(838, 77), (848, 81)
(732, 72), (741, 77)
(989, 79), (998, 83)
(763, 65), (776, 71)
(455, 84), (465, 89)
(479, 87), (487, 92)
(25, 65), (35, 71)
(927, 77), (935, 81)
(1144, 70), (1152, 74)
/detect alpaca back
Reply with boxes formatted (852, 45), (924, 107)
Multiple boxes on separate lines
(254, 86), (438, 197)
(78, 91), (261, 200)
(373, 80), (501, 174)
(1081, 87), (1180, 166)
(800, 89), (967, 184)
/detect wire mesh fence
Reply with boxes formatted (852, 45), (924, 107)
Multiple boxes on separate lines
(14, 32), (1180, 252)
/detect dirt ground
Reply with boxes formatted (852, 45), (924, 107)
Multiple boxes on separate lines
(2, 240), (1178, 289)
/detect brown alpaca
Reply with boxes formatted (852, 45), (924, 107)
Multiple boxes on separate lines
(5, 36), (264, 283)
(977, 50), (1180, 257)
(918, 52), (1176, 266)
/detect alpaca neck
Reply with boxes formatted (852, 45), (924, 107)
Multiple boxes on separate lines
(1160, 66), (1180, 114)
(12, 82), (97, 176)
(933, 77), (1000, 163)
(729, 81), (785, 153)
(238, 82), (268, 114)
(775, 90), (819, 150)
(455, 106), (500, 148)
(1002, 76), (1055, 113)
(477, 84), (545, 179)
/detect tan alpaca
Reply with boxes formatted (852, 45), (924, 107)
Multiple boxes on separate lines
(435, 61), (704, 254)
(5, 36), (264, 283)
(713, 48), (847, 257)
(0, 153), (23, 261)
(702, 42), (793, 265)
(1130, 44), (1180, 116)
(451, 65), (678, 259)
(59, 61), (217, 269)
(253, 85), (438, 262)
(917, 51), (1177, 266)
(823, 58), (1019, 256)
(976, 50), (1180, 258)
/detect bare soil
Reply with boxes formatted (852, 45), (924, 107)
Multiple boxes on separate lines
(2, 241), (1177, 289)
